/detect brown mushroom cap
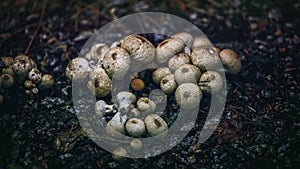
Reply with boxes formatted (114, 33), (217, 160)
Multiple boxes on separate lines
(102, 47), (131, 80)
(198, 71), (223, 93)
(87, 67), (112, 97)
(174, 64), (201, 84)
(219, 49), (241, 74)
(156, 37), (185, 63)
(190, 46), (220, 71)
(120, 34), (155, 65)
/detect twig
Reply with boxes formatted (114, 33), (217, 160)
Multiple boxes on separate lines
(24, 0), (47, 55)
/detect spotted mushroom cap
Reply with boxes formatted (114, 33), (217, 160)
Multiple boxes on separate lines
(87, 67), (112, 97)
(145, 114), (168, 137)
(152, 67), (171, 84)
(168, 53), (190, 72)
(190, 46), (220, 71)
(102, 47), (131, 80)
(39, 74), (54, 89)
(174, 64), (201, 84)
(156, 37), (185, 63)
(125, 118), (146, 137)
(175, 83), (202, 110)
(28, 68), (42, 84)
(12, 54), (36, 80)
(192, 36), (212, 48)
(171, 32), (194, 48)
(120, 34), (155, 65)
(198, 71), (223, 93)
(219, 49), (241, 74)
(160, 74), (177, 94)
(66, 57), (90, 81)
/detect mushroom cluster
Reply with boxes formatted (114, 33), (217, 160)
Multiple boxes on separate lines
(0, 54), (54, 104)
(65, 33), (241, 157)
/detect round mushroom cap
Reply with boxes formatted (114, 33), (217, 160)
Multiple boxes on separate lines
(12, 54), (36, 79)
(152, 67), (171, 84)
(160, 74), (177, 94)
(130, 78), (145, 91)
(145, 114), (168, 137)
(39, 74), (54, 89)
(174, 64), (201, 84)
(1, 57), (14, 67)
(66, 57), (90, 81)
(86, 43), (109, 62)
(1, 73), (14, 88)
(130, 139), (142, 151)
(28, 68), (42, 84)
(137, 97), (156, 114)
(190, 46), (220, 71)
(171, 32), (194, 48)
(87, 67), (112, 97)
(102, 47), (131, 80)
(192, 36), (212, 48)
(198, 71), (223, 93)
(156, 37), (185, 63)
(125, 118), (146, 137)
(112, 147), (127, 161)
(175, 83), (202, 110)
(120, 34), (155, 65)
(219, 49), (241, 74)
(106, 112), (127, 137)
(168, 53), (190, 72)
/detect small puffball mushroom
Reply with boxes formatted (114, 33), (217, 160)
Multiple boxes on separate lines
(2, 67), (14, 76)
(86, 43), (109, 62)
(175, 83), (202, 110)
(145, 114), (168, 137)
(171, 32), (194, 48)
(66, 57), (90, 81)
(0, 94), (3, 104)
(1, 57), (14, 67)
(160, 74), (177, 94)
(156, 37), (185, 63)
(120, 34), (155, 64)
(130, 139), (142, 151)
(190, 46), (220, 71)
(102, 47), (131, 80)
(114, 91), (136, 113)
(24, 80), (35, 89)
(28, 68), (42, 84)
(87, 67), (112, 97)
(219, 49), (241, 74)
(152, 67), (171, 84)
(1, 74), (14, 88)
(192, 36), (212, 48)
(106, 112), (127, 137)
(198, 71), (223, 93)
(131, 108), (141, 117)
(125, 118), (146, 137)
(130, 78), (145, 91)
(112, 147), (127, 161)
(12, 54), (36, 80)
(39, 74), (54, 89)
(136, 97), (156, 114)
(95, 100), (115, 117)
(31, 87), (39, 94)
(168, 53), (190, 72)
(174, 64), (201, 84)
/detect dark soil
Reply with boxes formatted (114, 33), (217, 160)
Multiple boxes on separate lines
(0, 0), (299, 169)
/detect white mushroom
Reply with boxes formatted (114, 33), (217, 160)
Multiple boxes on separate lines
(95, 100), (115, 117)
(145, 114), (168, 137)
(114, 91), (136, 114)
(125, 118), (146, 137)
(156, 37), (185, 63)
(66, 57), (90, 81)
(102, 47), (131, 80)
(175, 83), (202, 110)
(120, 34), (155, 65)
(28, 68), (42, 84)
(219, 49), (241, 74)
(192, 36), (212, 48)
(168, 53), (190, 72)
(190, 46), (220, 71)
(174, 64), (201, 84)
(130, 139), (142, 151)
(152, 67), (171, 84)
(136, 97), (156, 114)
(12, 54), (36, 81)
(171, 32), (194, 48)
(160, 74), (177, 94)
(87, 67), (112, 97)
(106, 112), (127, 137)
(198, 71), (223, 93)
(112, 147), (127, 161)
(85, 43), (109, 62)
